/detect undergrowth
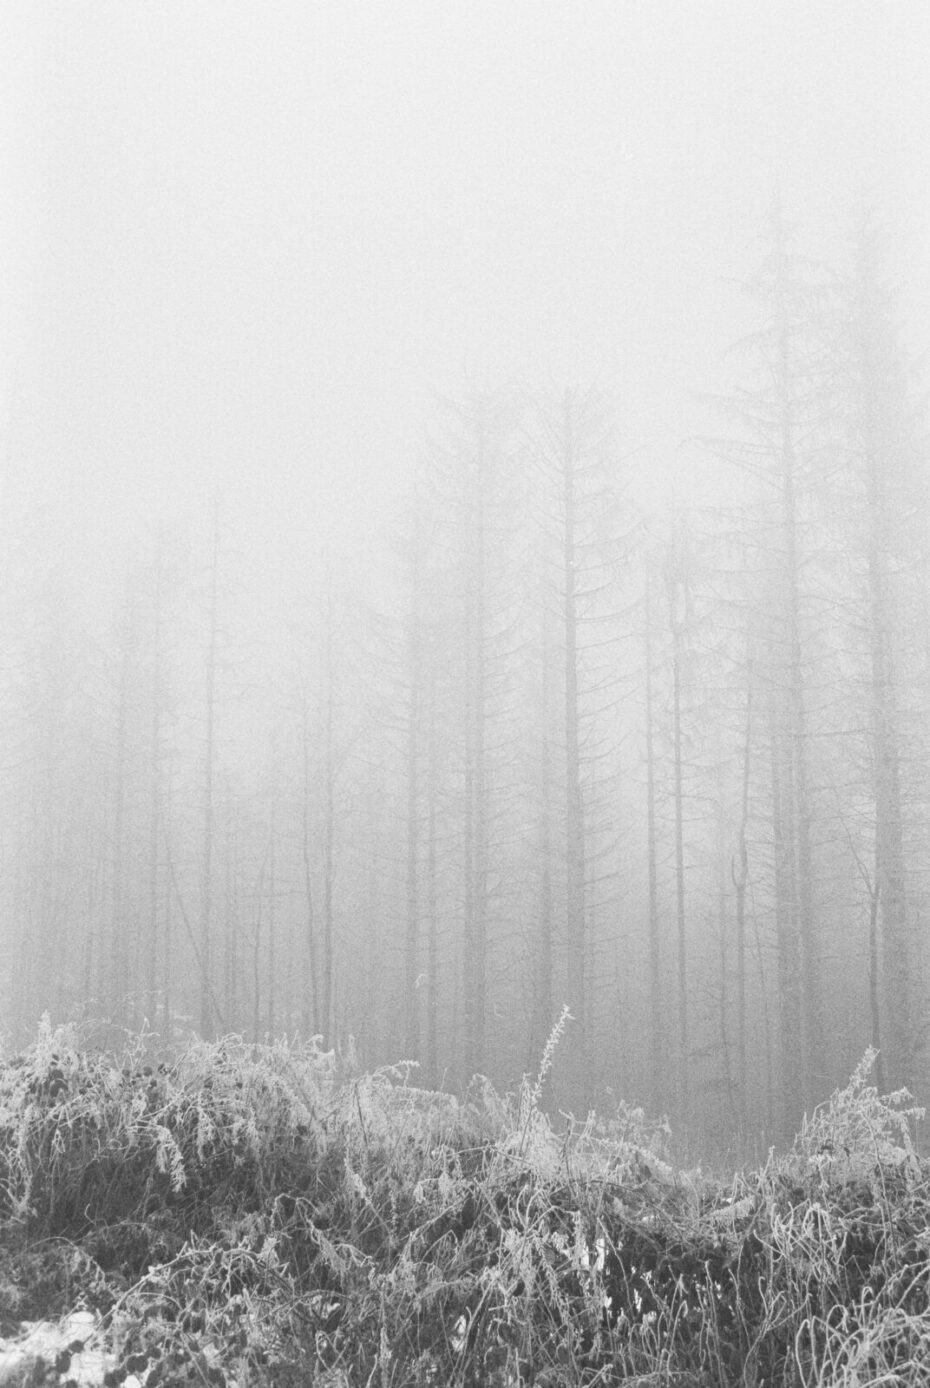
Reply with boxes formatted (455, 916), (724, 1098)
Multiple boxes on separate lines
(1, 1022), (928, 1386)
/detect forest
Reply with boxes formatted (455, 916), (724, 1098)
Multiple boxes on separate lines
(1, 197), (926, 1164)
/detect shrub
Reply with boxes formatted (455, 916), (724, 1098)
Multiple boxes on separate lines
(2, 1027), (929, 1386)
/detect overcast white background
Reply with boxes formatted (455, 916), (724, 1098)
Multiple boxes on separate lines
(2, 1), (929, 609)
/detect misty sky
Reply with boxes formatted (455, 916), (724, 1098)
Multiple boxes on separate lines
(2, 1), (929, 603)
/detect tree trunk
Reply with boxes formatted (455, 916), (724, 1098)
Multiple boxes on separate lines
(404, 566), (422, 1061)
(562, 390), (587, 1102)
(644, 574), (663, 1108)
(300, 689), (320, 1036)
(426, 666), (439, 1086)
(200, 508), (220, 1038)
(147, 538), (166, 1024)
(733, 656), (753, 1129)
(867, 430), (910, 1088)
(110, 614), (131, 1024)
(321, 600), (336, 1048)
(462, 411), (489, 1080)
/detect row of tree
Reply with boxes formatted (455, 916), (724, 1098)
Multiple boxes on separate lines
(1, 200), (926, 1155)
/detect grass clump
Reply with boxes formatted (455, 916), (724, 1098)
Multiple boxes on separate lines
(1, 1023), (929, 1385)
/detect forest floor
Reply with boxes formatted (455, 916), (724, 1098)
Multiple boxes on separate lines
(0, 1020), (928, 1386)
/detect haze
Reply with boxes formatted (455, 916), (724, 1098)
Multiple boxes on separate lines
(2, 2), (930, 1154)
(5, 3), (928, 561)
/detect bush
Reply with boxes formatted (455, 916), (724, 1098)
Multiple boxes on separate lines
(1, 1025), (929, 1386)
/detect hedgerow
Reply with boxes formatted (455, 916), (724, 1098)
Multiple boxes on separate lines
(0, 1021), (928, 1386)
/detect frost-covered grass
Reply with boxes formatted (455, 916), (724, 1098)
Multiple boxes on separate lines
(0, 1021), (929, 1386)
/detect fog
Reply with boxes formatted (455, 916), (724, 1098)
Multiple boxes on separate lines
(6, 3), (929, 565)
(2, 2), (930, 1154)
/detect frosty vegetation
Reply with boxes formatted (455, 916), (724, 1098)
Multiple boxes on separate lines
(1, 1020), (929, 1386)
